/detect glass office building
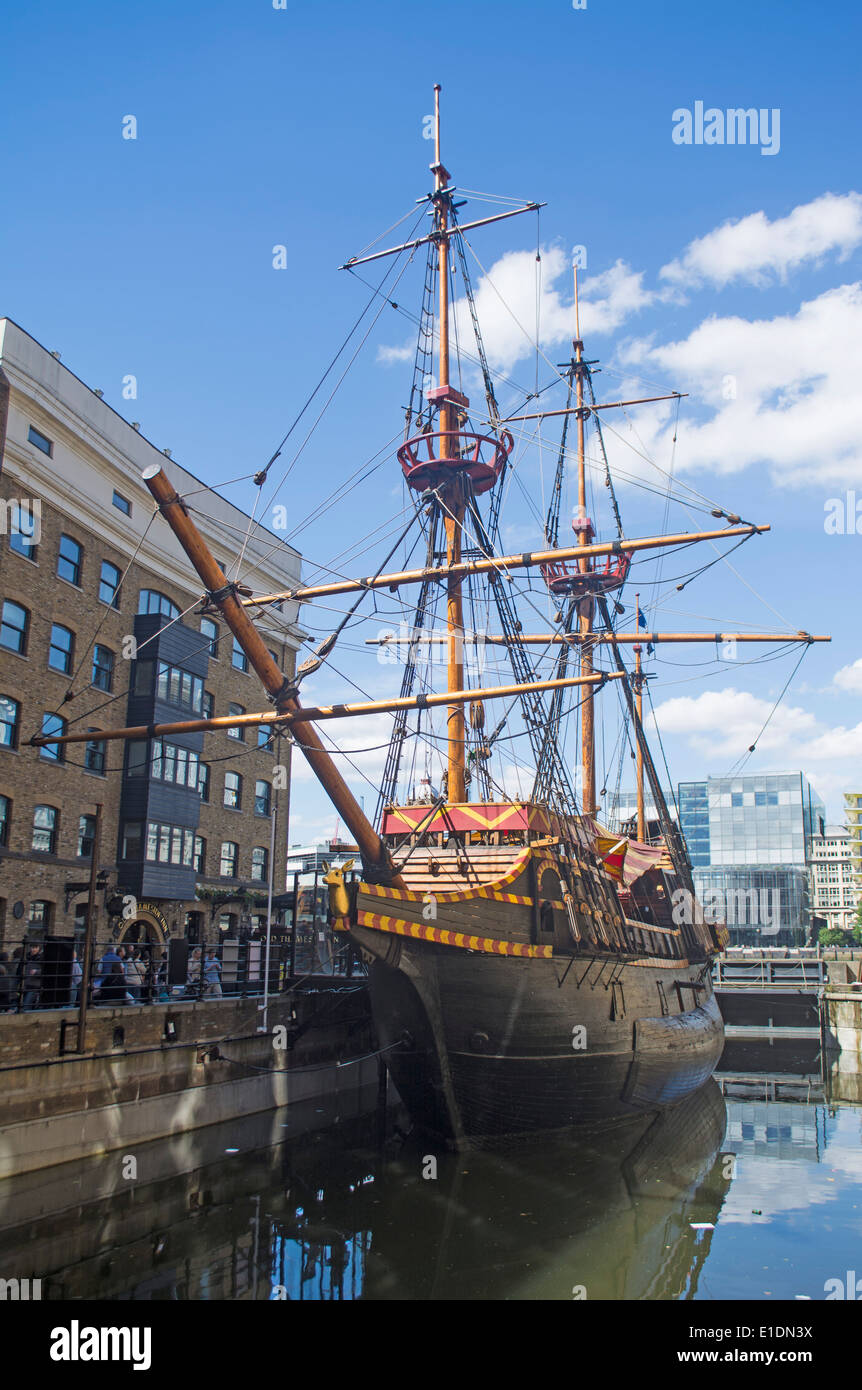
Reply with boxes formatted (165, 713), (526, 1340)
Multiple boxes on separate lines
(678, 773), (825, 945)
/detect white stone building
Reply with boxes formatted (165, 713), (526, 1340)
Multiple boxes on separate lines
(808, 825), (859, 934)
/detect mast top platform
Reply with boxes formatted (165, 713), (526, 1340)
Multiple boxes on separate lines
(398, 427), (513, 496)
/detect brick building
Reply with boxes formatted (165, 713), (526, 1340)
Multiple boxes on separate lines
(0, 319), (303, 951)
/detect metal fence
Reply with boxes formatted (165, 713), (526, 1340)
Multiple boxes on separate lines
(0, 925), (362, 1014)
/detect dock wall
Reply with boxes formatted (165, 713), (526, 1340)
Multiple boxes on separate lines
(0, 986), (380, 1179)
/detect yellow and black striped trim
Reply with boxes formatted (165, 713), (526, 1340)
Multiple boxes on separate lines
(355, 909), (553, 958)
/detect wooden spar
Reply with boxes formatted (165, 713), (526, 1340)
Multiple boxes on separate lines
(501, 392), (688, 424)
(31, 711), (292, 746)
(241, 524), (770, 608)
(573, 274), (596, 817)
(433, 85), (467, 805)
(139, 465), (405, 887)
(634, 594), (645, 843)
(31, 672), (623, 747)
(338, 203), (545, 271)
(365, 631), (831, 646)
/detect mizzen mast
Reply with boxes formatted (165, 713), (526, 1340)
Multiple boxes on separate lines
(633, 593), (646, 842)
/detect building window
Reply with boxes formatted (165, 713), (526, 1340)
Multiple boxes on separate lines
(257, 724), (273, 750)
(201, 618), (218, 658)
(126, 740), (148, 776)
(144, 822), (195, 866)
(130, 738), (199, 788)
(57, 534), (82, 586)
(0, 795), (10, 847)
(202, 690), (214, 720)
(138, 589), (180, 620)
(251, 846), (268, 882)
(220, 841), (238, 877)
(27, 425), (53, 456)
(0, 600), (29, 654)
(255, 780), (271, 817)
(155, 662), (204, 713)
(32, 805), (58, 854)
(48, 623), (74, 674)
(77, 814), (97, 858)
(85, 733), (106, 774)
(198, 762), (210, 802)
(152, 740), (199, 789)
(39, 713), (65, 762)
(227, 703), (245, 740)
(121, 821), (143, 860)
(0, 696), (20, 749)
(231, 637), (249, 672)
(9, 527), (37, 561)
(28, 900), (52, 930)
(99, 560), (121, 608)
(224, 771), (242, 809)
(112, 489), (132, 516)
(193, 836), (206, 873)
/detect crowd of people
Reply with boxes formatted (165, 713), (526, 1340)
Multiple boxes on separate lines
(0, 941), (224, 1011)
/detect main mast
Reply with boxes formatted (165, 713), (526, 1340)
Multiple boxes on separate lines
(433, 85), (467, 804)
(572, 269), (596, 817)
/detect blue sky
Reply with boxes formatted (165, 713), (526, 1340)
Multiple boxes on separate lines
(3, 0), (862, 838)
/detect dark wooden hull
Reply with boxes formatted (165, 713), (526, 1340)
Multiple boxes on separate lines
(359, 944), (723, 1143)
(343, 831), (725, 1145)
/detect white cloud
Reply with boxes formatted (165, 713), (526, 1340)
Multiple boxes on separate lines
(290, 711), (395, 789)
(652, 688), (818, 757)
(619, 282), (862, 486)
(833, 658), (862, 694)
(651, 684), (862, 811)
(379, 245), (656, 377)
(660, 192), (862, 289)
(379, 192), (862, 489)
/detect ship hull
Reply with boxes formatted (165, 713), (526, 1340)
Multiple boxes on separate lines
(357, 937), (724, 1145)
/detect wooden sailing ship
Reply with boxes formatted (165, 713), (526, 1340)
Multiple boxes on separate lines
(36, 87), (830, 1146)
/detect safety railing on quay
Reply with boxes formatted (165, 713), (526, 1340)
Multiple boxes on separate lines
(0, 924), (364, 1016)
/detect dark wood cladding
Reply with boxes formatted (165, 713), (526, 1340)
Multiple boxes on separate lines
(349, 834), (724, 1143)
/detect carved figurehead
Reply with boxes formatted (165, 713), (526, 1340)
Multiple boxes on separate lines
(322, 859), (355, 921)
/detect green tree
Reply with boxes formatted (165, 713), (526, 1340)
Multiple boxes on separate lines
(818, 926), (846, 946)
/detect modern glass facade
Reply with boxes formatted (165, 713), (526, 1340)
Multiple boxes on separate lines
(678, 773), (825, 869)
(678, 772), (825, 945)
(692, 865), (810, 946)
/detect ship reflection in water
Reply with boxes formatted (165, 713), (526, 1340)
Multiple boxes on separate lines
(0, 1042), (860, 1301)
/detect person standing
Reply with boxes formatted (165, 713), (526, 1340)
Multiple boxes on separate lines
(22, 945), (43, 1010)
(94, 944), (122, 997)
(69, 949), (83, 1006)
(97, 961), (127, 1006)
(203, 950), (222, 999)
(124, 949), (144, 1002)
